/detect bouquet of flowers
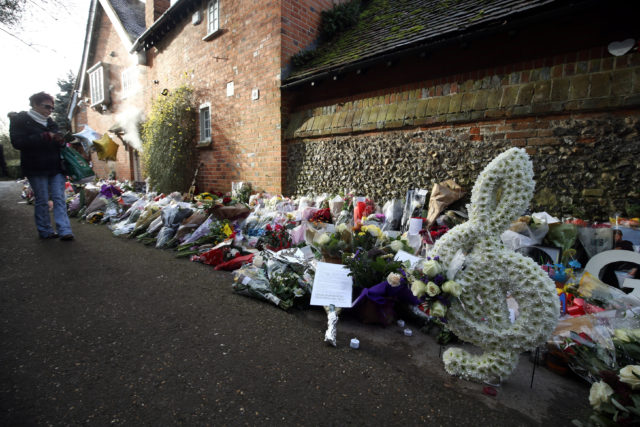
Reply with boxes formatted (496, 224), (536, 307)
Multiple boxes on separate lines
(407, 256), (462, 319)
(582, 365), (640, 426)
(257, 223), (293, 251)
(352, 223), (384, 252)
(308, 208), (332, 224)
(315, 223), (352, 262)
(176, 218), (235, 257)
(232, 248), (313, 311)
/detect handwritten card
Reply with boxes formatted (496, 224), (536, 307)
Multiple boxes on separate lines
(310, 262), (353, 308)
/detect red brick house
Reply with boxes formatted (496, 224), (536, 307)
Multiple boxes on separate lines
(71, 0), (345, 193)
(70, 0), (147, 181)
(71, 0), (640, 219)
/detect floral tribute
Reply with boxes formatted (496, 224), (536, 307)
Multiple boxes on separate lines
(586, 365), (640, 426)
(431, 147), (560, 383)
(407, 256), (462, 322)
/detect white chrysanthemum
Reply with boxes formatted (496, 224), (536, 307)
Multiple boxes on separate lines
(431, 148), (559, 383)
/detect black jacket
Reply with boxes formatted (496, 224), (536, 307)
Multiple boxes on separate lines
(9, 111), (64, 177)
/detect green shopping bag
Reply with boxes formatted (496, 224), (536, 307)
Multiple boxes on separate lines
(61, 146), (95, 184)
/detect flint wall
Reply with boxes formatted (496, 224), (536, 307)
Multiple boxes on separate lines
(284, 50), (640, 220)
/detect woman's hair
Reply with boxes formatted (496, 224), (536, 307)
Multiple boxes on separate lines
(29, 92), (55, 107)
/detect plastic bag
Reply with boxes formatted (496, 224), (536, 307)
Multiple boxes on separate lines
(328, 196), (345, 223)
(61, 146), (95, 184)
(578, 226), (614, 258)
(545, 222), (578, 253)
(381, 199), (403, 231)
(400, 189), (428, 232)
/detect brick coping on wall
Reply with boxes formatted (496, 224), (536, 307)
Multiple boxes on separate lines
(285, 53), (640, 140)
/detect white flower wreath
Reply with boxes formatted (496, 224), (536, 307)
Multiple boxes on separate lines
(431, 147), (559, 383)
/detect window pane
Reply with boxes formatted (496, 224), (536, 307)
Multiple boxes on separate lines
(200, 106), (211, 141)
(208, 0), (218, 33)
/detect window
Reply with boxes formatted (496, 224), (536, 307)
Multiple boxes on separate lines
(199, 103), (211, 143)
(121, 67), (137, 98)
(206, 0), (219, 36)
(87, 62), (110, 107)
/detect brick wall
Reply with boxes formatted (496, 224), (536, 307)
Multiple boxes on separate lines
(280, 0), (348, 71)
(142, 0), (285, 194)
(285, 51), (640, 138)
(145, 0), (170, 28)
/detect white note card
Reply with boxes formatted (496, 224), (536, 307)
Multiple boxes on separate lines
(408, 218), (423, 235)
(394, 250), (422, 268)
(310, 262), (353, 308)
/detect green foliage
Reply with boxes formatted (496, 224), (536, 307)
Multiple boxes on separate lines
(0, 133), (19, 162)
(0, 0), (25, 27)
(318, 0), (362, 41)
(290, 0), (362, 69)
(344, 249), (403, 289)
(142, 85), (197, 194)
(53, 71), (75, 133)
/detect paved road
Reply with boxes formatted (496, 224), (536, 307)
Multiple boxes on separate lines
(0, 180), (590, 426)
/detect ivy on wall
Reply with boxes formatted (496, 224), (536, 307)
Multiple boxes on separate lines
(142, 85), (197, 194)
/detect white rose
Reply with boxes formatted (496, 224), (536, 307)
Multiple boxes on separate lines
(589, 381), (614, 409)
(316, 233), (331, 246)
(442, 280), (463, 297)
(336, 223), (348, 233)
(387, 272), (402, 287)
(410, 279), (427, 298)
(619, 365), (640, 390)
(431, 301), (447, 318)
(253, 255), (264, 268)
(422, 259), (443, 277)
(426, 281), (441, 297)
(389, 240), (404, 253)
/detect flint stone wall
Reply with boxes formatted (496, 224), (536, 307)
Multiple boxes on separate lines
(285, 112), (640, 220)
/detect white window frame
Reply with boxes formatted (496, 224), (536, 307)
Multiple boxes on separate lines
(121, 67), (137, 99)
(203, 0), (220, 40)
(87, 61), (109, 107)
(199, 102), (211, 143)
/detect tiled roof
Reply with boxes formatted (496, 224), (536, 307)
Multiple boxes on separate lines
(285, 0), (569, 84)
(110, 0), (146, 40)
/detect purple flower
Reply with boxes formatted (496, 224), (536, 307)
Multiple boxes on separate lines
(433, 274), (445, 285)
(434, 255), (440, 261)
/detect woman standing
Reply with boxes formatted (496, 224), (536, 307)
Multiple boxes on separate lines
(9, 92), (74, 240)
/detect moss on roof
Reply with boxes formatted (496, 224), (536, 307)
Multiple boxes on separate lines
(286, 0), (558, 83)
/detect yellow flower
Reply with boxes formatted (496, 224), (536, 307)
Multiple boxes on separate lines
(222, 224), (233, 237)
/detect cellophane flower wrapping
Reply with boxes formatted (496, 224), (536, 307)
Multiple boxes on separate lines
(400, 189), (428, 232)
(381, 199), (404, 231)
(156, 204), (194, 248)
(232, 248), (314, 310)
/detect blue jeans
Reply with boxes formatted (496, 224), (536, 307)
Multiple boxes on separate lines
(27, 174), (73, 237)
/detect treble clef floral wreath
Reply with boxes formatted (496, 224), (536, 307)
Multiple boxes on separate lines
(431, 147), (559, 383)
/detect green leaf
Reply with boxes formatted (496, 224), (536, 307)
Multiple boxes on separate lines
(611, 397), (630, 413)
